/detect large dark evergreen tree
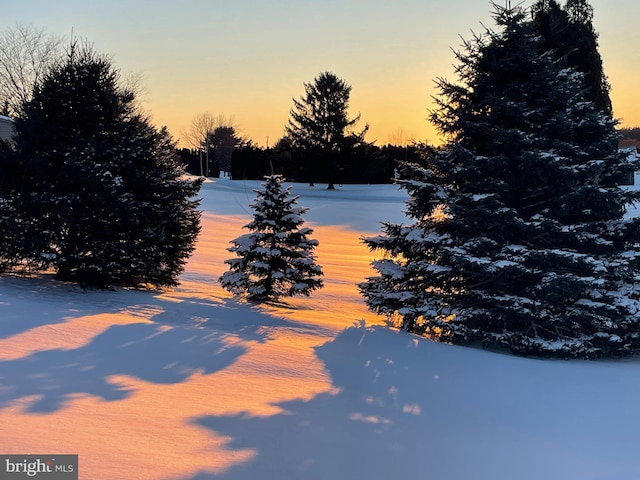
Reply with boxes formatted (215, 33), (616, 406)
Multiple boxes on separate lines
(531, 0), (612, 115)
(0, 43), (202, 287)
(220, 175), (323, 302)
(360, 4), (640, 358)
(285, 72), (369, 189)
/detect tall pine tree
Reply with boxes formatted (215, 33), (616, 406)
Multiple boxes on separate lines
(360, 4), (640, 358)
(285, 72), (369, 189)
(0, 43), (202, 287)
(531, 0), (612, 115)
(220, 175), (323, 302)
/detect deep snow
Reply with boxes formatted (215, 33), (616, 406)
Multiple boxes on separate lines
(1, 177), (640, 480)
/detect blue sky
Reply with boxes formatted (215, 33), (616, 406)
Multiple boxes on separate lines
(3, 1), (639, 146)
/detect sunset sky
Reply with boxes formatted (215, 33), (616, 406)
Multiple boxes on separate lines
(3, 0), (639, 147)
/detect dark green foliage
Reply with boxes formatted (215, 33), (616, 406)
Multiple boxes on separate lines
(0, 43), (202, 287)
(206, 125), (245, 174)
(220, 175), (323, 302)
(285, 72), (370, 189)
(360, 4), (640, 358)
(531, 0), (612, 115)
(230, 146), (281, 180)
(176, 148), (202, 176)
(229, 140), (396, 184)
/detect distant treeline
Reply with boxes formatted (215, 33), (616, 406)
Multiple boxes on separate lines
(618, 127), (640, 147)
(176, 143), (430, 184)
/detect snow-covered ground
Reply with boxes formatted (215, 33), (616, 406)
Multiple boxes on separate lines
(2, 177), (640, 480)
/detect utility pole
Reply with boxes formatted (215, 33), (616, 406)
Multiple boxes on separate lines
(205, 131), (210, 177)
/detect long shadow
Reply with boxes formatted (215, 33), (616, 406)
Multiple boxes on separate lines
(151, 295), (332, 340)
(0, 277), (313, 414)
(176, 325), (443, 480)
(0, 321), (245, 413)
(176, 324), (640, 480)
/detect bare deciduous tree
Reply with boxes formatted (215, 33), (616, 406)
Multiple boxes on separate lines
(387, 128), (416, 147)
(0, 24), (64, 116)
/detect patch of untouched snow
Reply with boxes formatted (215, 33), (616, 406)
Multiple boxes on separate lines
(199, 179), (410, 233)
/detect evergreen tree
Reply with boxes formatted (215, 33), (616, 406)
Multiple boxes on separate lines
(285, 72), (369, 189)
(0, 43), (202, 287)
(206, 125), (247, 175)
(220, 175), (323, 302)
(531, 0), (612, 115)
(360, 4), (640, 358)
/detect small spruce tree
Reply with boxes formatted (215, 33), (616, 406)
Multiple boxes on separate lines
(220, 175), (323, 302)
(359, 4), (640, 359)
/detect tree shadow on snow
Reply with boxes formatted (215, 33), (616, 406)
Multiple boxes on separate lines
(0, 322), (246, 413)
(173, 324), (640, 480)
(151, 294), (332, 340)
(173, 324), (449, 480)
(0, 277), (310, 413)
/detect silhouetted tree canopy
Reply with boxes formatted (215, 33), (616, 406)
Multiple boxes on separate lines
(284, 72), (370, 189)
(531, 0), (612, 115)
(361, 3), (640, 359)
(0, 42), (202, 287)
